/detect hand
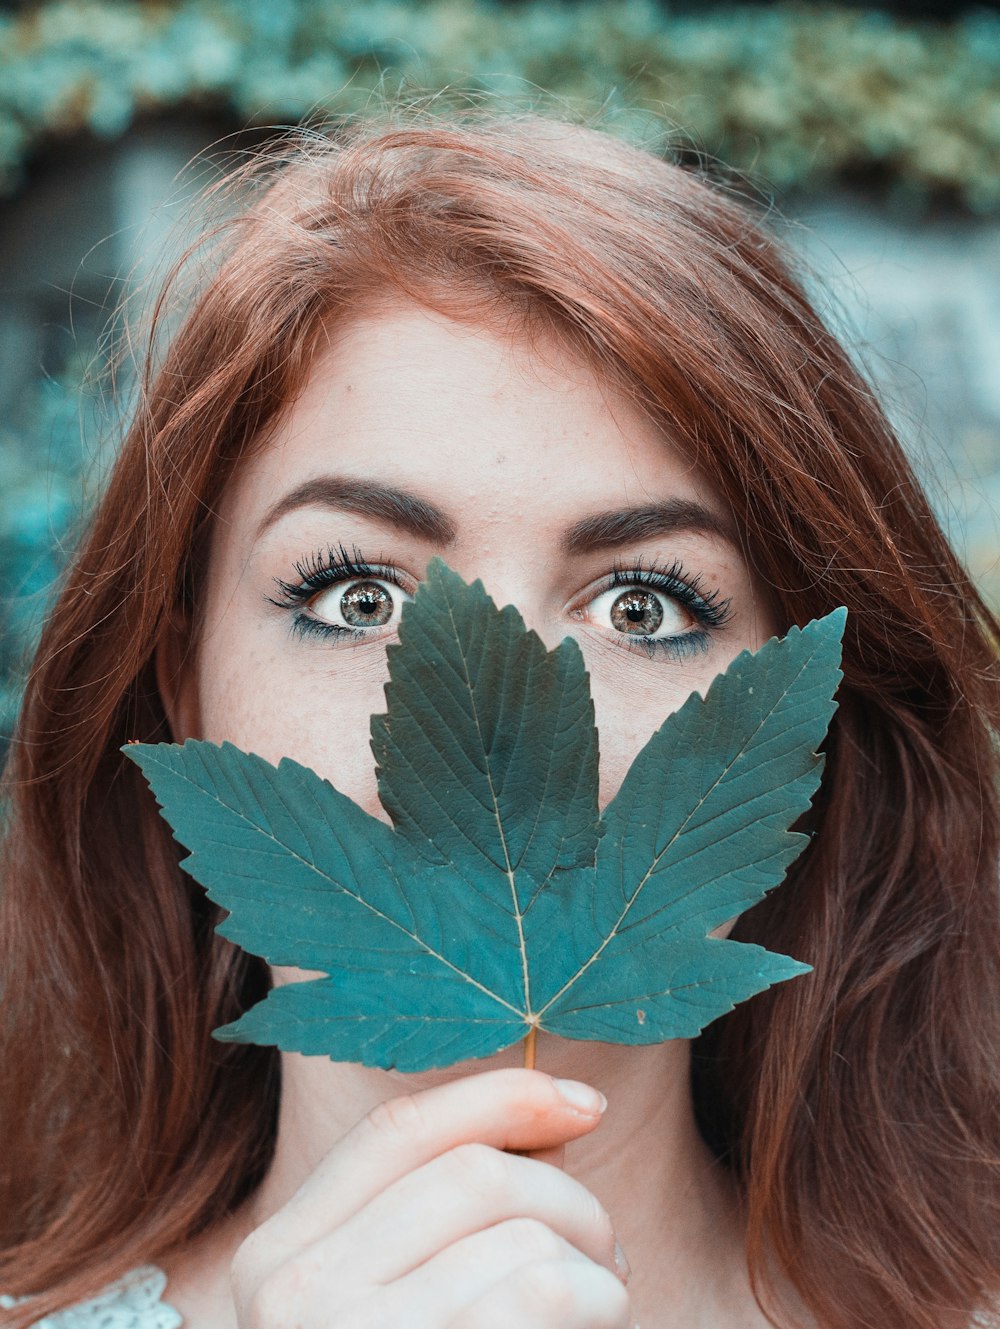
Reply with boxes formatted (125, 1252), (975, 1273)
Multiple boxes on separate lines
(232, 1067), (634, 1327)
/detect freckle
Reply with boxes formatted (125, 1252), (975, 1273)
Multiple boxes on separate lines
(494, 453), (506, 465)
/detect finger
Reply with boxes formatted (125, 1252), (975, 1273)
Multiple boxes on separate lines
(322, 1144), (618, 1283)
(379, 1219), (595, 1321)
(520, 1142), (565, 1167)
(447, 1258), (633, 1328)
(267, 1069), (605, 1247)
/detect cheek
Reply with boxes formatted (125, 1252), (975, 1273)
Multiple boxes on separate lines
(586, 652), (715, 810)
(194, 623), (393, 822)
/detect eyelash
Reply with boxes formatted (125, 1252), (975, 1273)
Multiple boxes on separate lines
(268, 543), (733, 660)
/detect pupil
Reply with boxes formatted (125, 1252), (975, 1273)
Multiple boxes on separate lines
(610, 590), (663, 636)
(341, 580), (393, 628)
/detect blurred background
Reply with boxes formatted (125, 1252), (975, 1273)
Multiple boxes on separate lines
(2, 0), (1000, 750)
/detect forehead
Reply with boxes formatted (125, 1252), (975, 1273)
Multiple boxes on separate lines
(221, 301), (728, 538)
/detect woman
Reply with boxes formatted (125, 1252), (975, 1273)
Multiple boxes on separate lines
(1, 104), (998, 1329)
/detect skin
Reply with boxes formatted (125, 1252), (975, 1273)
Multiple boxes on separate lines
(158, 301), (786, 1328)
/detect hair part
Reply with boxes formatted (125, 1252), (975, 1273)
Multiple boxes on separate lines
(2, 99), (999, 1328)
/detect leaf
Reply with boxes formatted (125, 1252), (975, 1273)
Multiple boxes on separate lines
(125, 559), (845, 1071)
(128, 741), (528, 1066)
(371, 559), (601, 899)
(530, 615), (844, 1036)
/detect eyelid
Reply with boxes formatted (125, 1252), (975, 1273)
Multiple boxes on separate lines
(269, 544), (416, 604)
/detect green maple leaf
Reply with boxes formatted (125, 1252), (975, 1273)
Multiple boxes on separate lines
(125, 559), (845, 1071)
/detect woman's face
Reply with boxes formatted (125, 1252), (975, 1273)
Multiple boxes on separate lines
(173, 302), (778, 816)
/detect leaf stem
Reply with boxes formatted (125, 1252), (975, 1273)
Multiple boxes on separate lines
(522, 1026), (537, 1070)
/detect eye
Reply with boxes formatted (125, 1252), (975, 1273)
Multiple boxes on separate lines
(587, 584), (695, 641)
(268, 545), (414, 642)
(575, 558), (732, 659)
(308, 577), (409, 633)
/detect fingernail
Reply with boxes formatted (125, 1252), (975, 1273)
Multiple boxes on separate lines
(614, 1238), (631, 1284)
(552, 1078), (607, 1115)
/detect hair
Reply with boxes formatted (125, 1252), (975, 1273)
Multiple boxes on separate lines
(2, 98), (999, 1329)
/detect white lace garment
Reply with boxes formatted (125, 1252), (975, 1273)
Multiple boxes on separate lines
(0, 1266), (181, 1329)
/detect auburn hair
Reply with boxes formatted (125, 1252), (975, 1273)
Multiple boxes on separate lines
(2, 102), (999, 1329)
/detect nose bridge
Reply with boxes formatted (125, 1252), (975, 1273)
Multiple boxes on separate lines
(446, 540), (567, 654)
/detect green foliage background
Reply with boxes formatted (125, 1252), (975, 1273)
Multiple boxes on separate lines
(4, 1), (1000, 208)
(2, 0), (999, 747)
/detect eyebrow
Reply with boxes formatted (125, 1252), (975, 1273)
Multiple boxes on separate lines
(255, 475), (735, 554)
(255, 477), (458, 545)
